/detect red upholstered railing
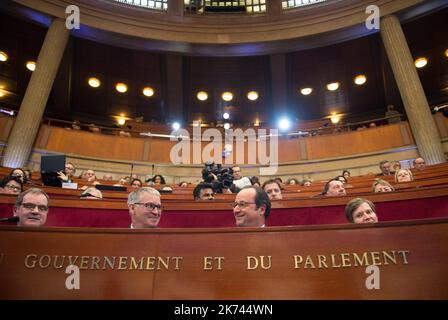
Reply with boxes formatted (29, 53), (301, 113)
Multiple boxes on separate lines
(1, 194), (447, 228)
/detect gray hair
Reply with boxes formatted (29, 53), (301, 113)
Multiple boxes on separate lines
(15, 188), (49, 207)
(127, 187), (161, 206)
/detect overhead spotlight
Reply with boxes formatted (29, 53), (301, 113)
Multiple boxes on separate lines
(0, 89), (5, 97)
(247, 91), (259, 101)
(117, 118), (126, 126)
(300, 87), (313, 95)
(223, 112), (230, 119)
(26, 61), (36, 72)
(354, 75), (367, 85)
(327, 82), (339, 91)
(414, 57), (428, 68)
(172, 122), (180, 130)
(197, 91), (208, 101)
(115, 83), (128, 93)
(222, 91), (233, 102)
(88, 77), (101, 88)
(0, 51), (8, 62)
(445, 49), (448, 58)
(278, 118), (290, 131)
(143, 87), (154, 97)
(224, 123), (231, 130)
(330, 113), (341, 124)
(192, 120), (201, 127)
(254, 119), (260, 127)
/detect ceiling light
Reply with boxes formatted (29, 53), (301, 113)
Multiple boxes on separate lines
(354, 75), (367, 85)
(0, 89), (5, 97)
(172, 122), (180, 130)
(247, 91), (258, 101)
(117, 118), (126, 126)
(26, 61), (36, 72)
(88, 77), (101, 88)
(279, 118), (290, 131)
(224, 123), (231, 130)
(0, 51), (8, 62)
(222, 91), (233, 102)
(143, 87), (154, 97)
(223, 112), (230, 119)
(300, 88), (313, 95)
(414, 57), (428, 68)
(445, 49), (448, 58)
(327, 82), (339, 91)
(115, 83), (128, 93)
(330, 113), (341, 124)
(197, 91), (208, 101)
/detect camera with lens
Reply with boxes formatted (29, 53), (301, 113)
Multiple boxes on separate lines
(201, 161), (234, 193)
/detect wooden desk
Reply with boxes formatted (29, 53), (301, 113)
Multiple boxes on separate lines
(0, 218), (447, 299)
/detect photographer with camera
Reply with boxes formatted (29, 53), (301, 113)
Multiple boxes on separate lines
(202, 161), (236, 194)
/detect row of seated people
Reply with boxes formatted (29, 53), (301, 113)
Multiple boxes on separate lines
(0, 156), (431, 197)
(5, 186), (381, 230)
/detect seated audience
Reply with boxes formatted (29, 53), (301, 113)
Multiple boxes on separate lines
(57, 162), (76, 182)
(395, 168), (413, 183)
(178, 181), (189, 187)
(250, 176), (261, 187)
(81, 187), (103, 199)
(392, 161), (401, 172)
(286, 178), (300, 185)
(377, 160), (392, 176)
(413, 157), (426, 171)
(103, 174), (113, 181)
(322, 179), (346, 197)
(23, 169), (32, 181)
(342, 170), (351, 180)
(301, 179), (312, 187)
(10, 168), (27, 184)
(0, 176), (23, 195)
(274, 177), (283, 187)
(71, 120), (81, 130)
(335, 175), (348, 184)
(345, 198), (378, 224)
(13, 188), (49, 227)
(84, 169), (97, 182)
(148, 174), (166, 186)
(372, 179), (395, 192)
(128, 187), (162, 228)
(131, 178), (143, 188)
(262, 179), (283, 201)
(193, 183), (215, 200)
(232, 166), (252, 190)
(233, 186), (271, 227)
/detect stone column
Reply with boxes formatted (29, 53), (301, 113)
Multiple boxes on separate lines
(380, 15), (445, 164)
(2, 18), (70, 168)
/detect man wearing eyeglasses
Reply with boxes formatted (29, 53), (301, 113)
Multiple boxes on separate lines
(0, 176), (23, 195)
(13, 188), (49, 227)
(127, 187), (162, 228)
(233, 186), (271, 227)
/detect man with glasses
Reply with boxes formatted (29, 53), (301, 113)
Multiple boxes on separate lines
(232, 186), (271, 227)
(58, 162), (76, 182)
(127, 187), (163, 228)
(0, 176), (23, 195)
(13, 188), (49, 227)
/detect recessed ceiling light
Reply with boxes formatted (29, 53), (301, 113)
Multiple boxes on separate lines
(300, 87), (313, 95)
(115, 83), (128, 93)
(224, 123), (231, 130)
(88, 77), (101, 88)
(143, 87), (154, 97)
(247, 91), (258, 101)
(26, 61), (36, 72)
(354, 75), (367, 85)
(223, 112), (230, 119)
(172, 122), (180, 130)
(222, 91), (233, 102)
(327, 82), (339, 91)
(414, 57), (428, 68)
(197, 91), (208, 101)
(0, 51), (8, 62)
